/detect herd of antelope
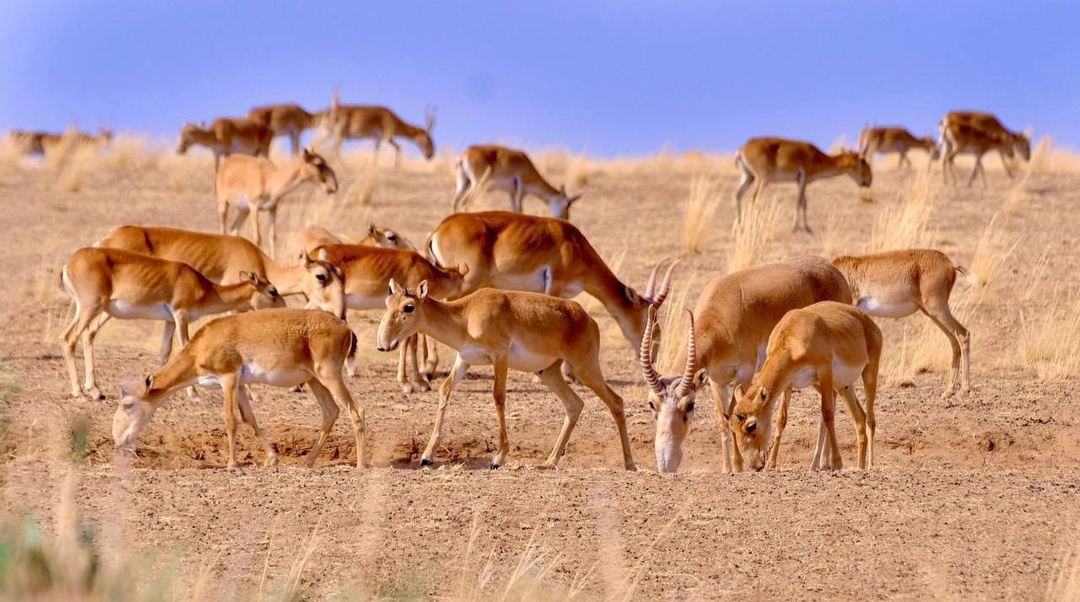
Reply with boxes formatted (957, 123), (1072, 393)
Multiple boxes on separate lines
(12, 94), (1027, 473)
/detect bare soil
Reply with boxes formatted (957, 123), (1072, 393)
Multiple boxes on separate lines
(1, 153), (1078, 600)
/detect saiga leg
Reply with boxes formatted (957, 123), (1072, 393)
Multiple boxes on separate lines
(570, 356), (636, 470)
(421, 354), (469, 466)
(535, 361), (585, 469)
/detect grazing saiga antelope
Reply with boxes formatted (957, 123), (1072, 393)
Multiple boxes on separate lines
(426, 211), (677, 356)
(247, 103), (318, 156)
(305, 244), (466, 393)
(639, 305), (710, 474)
(292, 223), (418, 256)
(939, 121), (1030, 187)
(7, 130), (62, 155)
(832, 249), (971, 397)
(94, 225), (345, 309)
(938, 111), (1030, 183)
(728, 301), (882, 472)
(113, 308), (365, 469)
(639, 256), (852, 473)
(857, 126), (940, 169)
(59, 247), (286, 400)
(8, 128), (111, 156)
(176, 118), (273, 168)
(322, 90), (435, 165)
(735, 137), (873, 233)
(215, 148), (338, 257)
(450, 144), (584, 220)
(378, 281), (636, 470)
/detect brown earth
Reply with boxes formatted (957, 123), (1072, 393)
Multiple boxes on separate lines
(1, 149), (1078, 600)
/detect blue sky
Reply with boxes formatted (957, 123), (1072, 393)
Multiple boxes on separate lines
(1, 1), (1075, 157)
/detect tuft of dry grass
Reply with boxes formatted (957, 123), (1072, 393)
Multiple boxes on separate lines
(966, 213), (1020, 290)
(0, 134), (24, 171)
(99, 133), (163, 172)
(655, 274), (699, 374)
(42, 135), (80, 170)
(56, 144), (98, 193)
(1020, 293), (1080, 380)
(682, 176), (723, 254)
(866, 169), (938, 253)
(819, 208), (852, 259)
(727, 195), (779, 274)
(1047, 527), (1080, 601)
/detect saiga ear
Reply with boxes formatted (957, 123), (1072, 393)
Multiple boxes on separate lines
(388, 279), (403, 295)
(300, 250), (312, 267)
(367, 223), (378, 235)
(693, 368), (710, 389)
(144, 375), (154, 391)
(317, 248), (329, 261)
(417, 280), (429, 300)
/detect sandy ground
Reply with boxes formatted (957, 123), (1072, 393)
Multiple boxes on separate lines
(1, 148), (1078, 600)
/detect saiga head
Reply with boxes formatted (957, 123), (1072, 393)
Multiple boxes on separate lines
(641, 305), (709, 474)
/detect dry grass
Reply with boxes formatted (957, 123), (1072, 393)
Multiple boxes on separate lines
(682, 176), (723, 254)
(99, 133), (163, 172)
(819, 208), (852, 258)
(0, 135), (24, 172)
(966, 213), (1020, 290)
(1047, 527), (1080, 601)
(727, 195), (779, 273)
(866, 168), (938, 253)
(655, 274), (699, 374)
(1020, 293), (1080, 380)
(56, 144), (98, 193)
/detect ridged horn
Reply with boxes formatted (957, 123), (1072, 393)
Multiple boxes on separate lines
(674, 309), (698, 398)
(640, 304), (664, 395)
(650, 259), (680, 306)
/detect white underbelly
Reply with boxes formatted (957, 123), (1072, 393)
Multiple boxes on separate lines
(345, 293), (386, 310)
(857, 296), (919, 319)
(507, 340), (556, 373)
(239, 363), (311, 387)
(492, 268), (550, 293)
(831, 358), (866, 389)
(107, 301), (172, 320)
(458, 343), (495, 365)
(790, 366), (817, 389)
(234, 196), (274, 211)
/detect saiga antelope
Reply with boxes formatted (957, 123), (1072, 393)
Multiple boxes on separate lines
(832, 249), (971, 397)
(94, 225), (346, 310)
(639, 256), (852, 473)
(735, 137), (873, 233)
(378, 281), (636, 470)
(426, 211), (677, 357)
(938, 111), (1030, 184)
(291, 223), (418, 257)
(857, 126), (939, 169)
(322, 89), (435, 165)
(7, 130), (62, 155)
(215, 148), (339, 258)
(639, 305), (710, 473)
(940, 122), (1030, 187)
(451, 145), (584, 220)
(60, 247), (286, 400)
(729, 301), (882, 471)
(113, 309), (365, 469)
(304, 244), (466, 393)
(247, 103), (317, 156)
(176, 118), (273, 168)
(8, 128), (111, 156)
